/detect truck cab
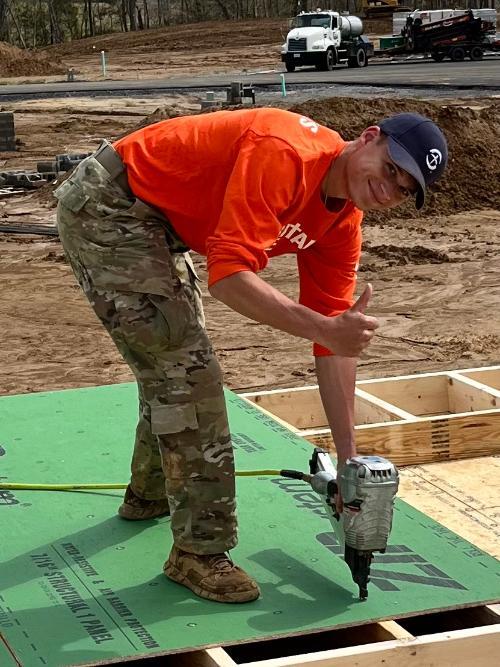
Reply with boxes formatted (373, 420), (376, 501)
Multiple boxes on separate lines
(281, 10), (373, 72)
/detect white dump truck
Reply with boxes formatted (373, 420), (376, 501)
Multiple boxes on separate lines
(281, 10), (374, 72)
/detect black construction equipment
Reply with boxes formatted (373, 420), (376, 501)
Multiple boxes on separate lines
(399, 10), (495, 62)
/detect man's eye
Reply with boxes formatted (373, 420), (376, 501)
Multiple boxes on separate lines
(400, 187), (410, 197)
(388, 163), (396, 177)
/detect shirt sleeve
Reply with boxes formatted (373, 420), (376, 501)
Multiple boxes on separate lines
(206, 134), (304, 286)
(297, 208), (363, 357)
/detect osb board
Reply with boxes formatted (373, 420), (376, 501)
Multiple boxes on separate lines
(0, 384), (499, 667)
(399, 456), (500, 559)
(0, 639), (18, 666)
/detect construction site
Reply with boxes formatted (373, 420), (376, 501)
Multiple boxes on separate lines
(0, 2), (499, 666)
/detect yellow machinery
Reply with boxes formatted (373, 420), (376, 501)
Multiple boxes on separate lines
(362, 0), (411, 19)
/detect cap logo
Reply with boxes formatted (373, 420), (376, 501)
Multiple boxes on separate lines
(426, 148), (443, 171)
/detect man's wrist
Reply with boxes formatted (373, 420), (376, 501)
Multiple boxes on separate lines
(336, 446), (357, 467)
(313, 311), (336, 349)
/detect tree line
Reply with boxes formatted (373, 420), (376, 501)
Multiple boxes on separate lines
(0, 0), (497, 48)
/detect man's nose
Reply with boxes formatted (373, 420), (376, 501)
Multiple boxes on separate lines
(387, 176), (404, 201)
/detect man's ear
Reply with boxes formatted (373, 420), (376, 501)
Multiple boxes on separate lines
(360, 126), (382, 145)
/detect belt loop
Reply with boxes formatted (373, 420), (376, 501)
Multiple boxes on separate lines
(93, 141), (130, 194)
(93, 139), (109, 159)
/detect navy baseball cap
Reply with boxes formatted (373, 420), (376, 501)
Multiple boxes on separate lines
(378, 113), (448, 209)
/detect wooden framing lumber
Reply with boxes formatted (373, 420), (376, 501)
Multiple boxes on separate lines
(447, 372), (500, 412)
(354, 388), (417, 424)
(300, 408), (500, 466)
(245, 385), (415, 430)
(241, 366), (500, 467)
(237, 625), (500, 667)
(461, 368), (500, 391)
(176, 605), (500, 667)
(173, 648), (238, 667)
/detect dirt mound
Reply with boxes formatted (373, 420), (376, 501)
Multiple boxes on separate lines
(0, 41), (66, 77)
(364, 243), (452, 265)
(44, 18), (285, 58)
(130, 97), (499, 220)
(42, 17), (394, 59)
(134, 104), (189, 127)
(54, 116), (126, 133)
(288, 97), (500, 219)
(416, 334), (500, 359)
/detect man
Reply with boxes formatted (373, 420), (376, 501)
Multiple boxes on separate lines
(54, 108), (448, 604)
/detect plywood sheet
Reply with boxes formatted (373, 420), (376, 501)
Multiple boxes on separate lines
(0, 384), (499, 667)
(399, 457), (500, 559)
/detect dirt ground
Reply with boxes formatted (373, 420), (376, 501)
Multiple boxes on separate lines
(0, 17), (393, 83)
(0, 21), (499, 400)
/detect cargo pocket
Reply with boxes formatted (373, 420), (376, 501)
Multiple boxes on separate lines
(53, 178), (89, 213)
(148, 292), (194, 350)
(151, 402), (198, 436)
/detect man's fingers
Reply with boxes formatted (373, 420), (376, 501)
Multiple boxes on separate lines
(361, 329), (375, 343)
(350, 283), (373, 314)
(362, 315), (379, 331)
(335, 492), (344, 514)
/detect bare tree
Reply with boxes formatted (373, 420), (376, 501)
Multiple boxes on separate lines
(7, 0), (26, 47)
(213, 0), (231, 19)
(84, 0), (94, 37)
(128, 0), (137, 29)
(120, 0), (128, 30)
(0, 0), (8, 41)
(157, 0), (170, 24)
(142, 0), (150, 28)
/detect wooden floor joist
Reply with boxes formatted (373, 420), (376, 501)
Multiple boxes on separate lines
(166, 604), (500, 666)
(241, 365), (500, 467)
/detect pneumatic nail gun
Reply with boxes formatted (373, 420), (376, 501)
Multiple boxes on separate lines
(306, 448), (399, 600)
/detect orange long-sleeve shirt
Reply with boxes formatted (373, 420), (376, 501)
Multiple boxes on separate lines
(114, 108), (363, 356)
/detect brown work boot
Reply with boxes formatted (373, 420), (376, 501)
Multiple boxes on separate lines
(118, 485), (170, 521)
(163, 546), (260, 603)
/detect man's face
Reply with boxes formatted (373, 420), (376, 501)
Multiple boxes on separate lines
(346, 128), (419, 211)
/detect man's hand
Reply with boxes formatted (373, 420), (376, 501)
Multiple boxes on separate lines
(334, 487), (344, 514)
(334, 459), (347, 514)
(318, 284), (379, 357)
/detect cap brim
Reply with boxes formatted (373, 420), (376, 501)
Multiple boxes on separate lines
(386, 137), (426, 210)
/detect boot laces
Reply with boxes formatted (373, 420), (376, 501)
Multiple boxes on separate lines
(207, 553), (235, 573)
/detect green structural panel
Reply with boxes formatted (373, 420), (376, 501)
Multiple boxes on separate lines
(0, 640), (19, 666)
(0, 384), (499, 667)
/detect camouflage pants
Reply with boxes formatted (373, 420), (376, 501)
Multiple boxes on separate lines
(54, 148), (237, 554)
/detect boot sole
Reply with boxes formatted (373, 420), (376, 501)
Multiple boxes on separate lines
(163, 561), (260, 604)
(118, 504), (170, 521)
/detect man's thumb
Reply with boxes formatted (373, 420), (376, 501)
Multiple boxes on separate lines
(350, 284), (373, 314)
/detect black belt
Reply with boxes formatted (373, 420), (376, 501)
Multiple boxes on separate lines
(93, 141), (130, 194)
